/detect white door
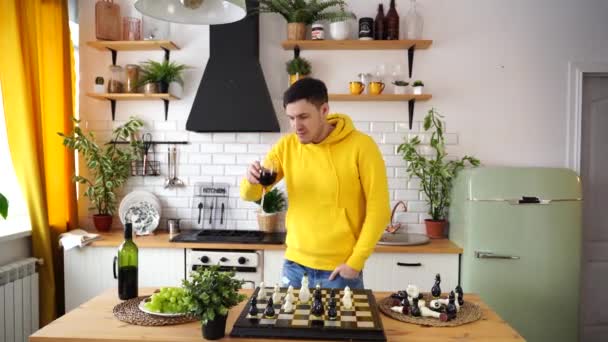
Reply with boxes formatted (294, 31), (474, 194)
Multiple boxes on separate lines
(580, 75), (608, 341)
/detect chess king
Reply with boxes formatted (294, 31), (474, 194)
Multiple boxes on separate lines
(241, 78), (391, 289)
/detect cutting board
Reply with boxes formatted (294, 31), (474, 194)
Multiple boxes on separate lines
(95, 0), (121, 41)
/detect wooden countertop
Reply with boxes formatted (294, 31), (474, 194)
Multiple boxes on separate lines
(30, 288), (523, 342)
(88, 231), (463, 254)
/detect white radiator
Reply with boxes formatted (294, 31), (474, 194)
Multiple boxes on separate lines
(0, 258), (39, 342)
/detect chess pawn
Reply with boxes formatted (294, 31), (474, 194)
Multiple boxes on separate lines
(282, 297), (294, 313)
(401, 297), (410, 315)
(410, 297), (421, 317)
(311, 296), (324, 317)
(327, 303), (338, 320)
(420, 306), (448, 322)
(455, 285), (464, 306)
(272, 283), (282, 304)
(330, 288), (337, 299)
(257, 282), (266, 301)
(406, 284), (420, 302)
(264, 297), (276, 318)
(446, 291), (458, 320)
(431, 274), (442, 298)
(299, 273), (311, 303)
(249, 297), (259, 317)
(429, 299), (443, 311)
(342, 290), (353, 310)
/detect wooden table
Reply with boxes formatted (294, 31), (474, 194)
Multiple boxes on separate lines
(30, 288), (524, 342)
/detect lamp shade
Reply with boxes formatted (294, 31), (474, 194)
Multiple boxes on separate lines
(134, 0), (246, 25)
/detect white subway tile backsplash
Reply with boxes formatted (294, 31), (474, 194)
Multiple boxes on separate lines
(353, 121), (370, 132)
(395, 167), (408, 178)
(408, 178), (421, 189)
(236, 133), (260, 143)
(225, 165), (247, 176)
(395, 190), (420, 201)
(176, 165), (201, 176)
(383, 156), (405, 167)
(444, 133), (458, 145)
(378, 144), (396, 155)
(237, 199), (259, 209)
(154, 121), (178, 131)
(213, 133), (236, 143)
(368, 133), (384, 145)
(188, 132), (213, 142)
(212, 154), (236, 164)
(248, 144), (271, 154)
(261, 133), (283, 144)
(201, 165), (224, 175)
(407, 201), (430, 213)
(224, 144), (248, 153)
(228, 209), (248, 220)
(187, 176), (213, 184)
(180, 143), (200, 152)
(384, 133), (406, 144)
(236, 154), (258, 165)
(200, 144), (224, 153)
(212, 176), (237, 186)
(370, 122), (394, 132)
(388, 178), (407, 190)
(189, 154), (212, 164)
(396, 122), (420, 132)
(393, 212), (419, 224)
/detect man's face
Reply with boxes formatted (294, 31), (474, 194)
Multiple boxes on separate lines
(285, 99), (329, 144)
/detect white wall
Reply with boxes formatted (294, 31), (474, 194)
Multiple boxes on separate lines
(76, 0), (608, 231)
(0, 237), (31, 267)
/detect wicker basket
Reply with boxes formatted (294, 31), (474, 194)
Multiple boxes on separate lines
(257, 211), (279, 233)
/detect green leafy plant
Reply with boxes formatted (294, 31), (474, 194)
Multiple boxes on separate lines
(255, 187), (287, 213)
(0, 192), (8, 219)
(257, 0), (354, 24)
(412, 80), (424, 87)
(58, 117), (144, 216)
(182, 265), (247, 325)
(392, 80), (409, 86)
(286, 57), (312, 75)
(95, 76), (104, 85)
(397, 109), (480, 221)
(138, 60), (188, 86)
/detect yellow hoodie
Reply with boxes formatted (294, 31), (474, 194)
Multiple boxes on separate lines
(240, 114), (390, 271)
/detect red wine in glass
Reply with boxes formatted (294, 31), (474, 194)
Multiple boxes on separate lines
(258, 168), (277, 186)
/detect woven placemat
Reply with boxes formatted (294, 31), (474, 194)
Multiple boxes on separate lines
(377, 294), (482, 327)
(113, 296), (198, 326)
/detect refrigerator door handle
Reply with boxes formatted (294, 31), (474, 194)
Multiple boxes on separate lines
(475, 251), (520, 260)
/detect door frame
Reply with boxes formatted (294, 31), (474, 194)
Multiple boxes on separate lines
(566, 62), (608, 173)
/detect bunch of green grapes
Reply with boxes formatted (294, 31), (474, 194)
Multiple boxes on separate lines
(144, 287), (192, 313)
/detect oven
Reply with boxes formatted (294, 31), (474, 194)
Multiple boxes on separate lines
(186, 249), (262, 289)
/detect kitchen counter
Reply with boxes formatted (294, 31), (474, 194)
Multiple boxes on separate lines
(31, 288), (523, 342)
(88, 231), (463, 254)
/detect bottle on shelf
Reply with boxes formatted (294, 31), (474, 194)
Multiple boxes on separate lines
(386, 0), (400, 40)
(374, 4), (386, 40)
(116, 222), (138, 300)
(406, 0), (424, 39)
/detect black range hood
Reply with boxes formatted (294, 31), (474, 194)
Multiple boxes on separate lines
(186, 0), (280, 133)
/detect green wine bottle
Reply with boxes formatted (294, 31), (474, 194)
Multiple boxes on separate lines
(115, 222), (138, 300)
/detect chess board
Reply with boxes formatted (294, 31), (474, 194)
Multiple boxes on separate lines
(230, 287), (386, 341)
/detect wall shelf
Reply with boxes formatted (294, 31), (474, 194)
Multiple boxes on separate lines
(329, 94), (432, 129)
(86, 40), (179, 65)
(281, 39), (432, 50)
(86, 93), (180, 121)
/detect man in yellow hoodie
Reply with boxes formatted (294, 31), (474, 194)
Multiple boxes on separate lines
(240, 78), (390, 289)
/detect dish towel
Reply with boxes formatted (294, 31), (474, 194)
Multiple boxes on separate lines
(59, 229), (101, 250)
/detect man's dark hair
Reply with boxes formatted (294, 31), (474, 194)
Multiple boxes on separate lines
(283, 78), (329, 108)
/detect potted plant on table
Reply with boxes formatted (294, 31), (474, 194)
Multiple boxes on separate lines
(0, 192), (8, 220)
(392, 80), (409, 95)
(255, 187), (287, 232)
(397, 109), (480, 238)
(58, 117), (144, 232)
(138, 59), (188, 95)
(182, 265), (247, 340)
(257, 0), (353, 40)
(412, 80), (424, 95)
(286, 56), (312, 85)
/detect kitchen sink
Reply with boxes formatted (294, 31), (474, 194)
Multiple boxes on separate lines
(377, 233), (430, 246)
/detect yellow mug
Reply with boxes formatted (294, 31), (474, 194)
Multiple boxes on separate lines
(369, 82), (385, 95)
(349, 81), (365, 95)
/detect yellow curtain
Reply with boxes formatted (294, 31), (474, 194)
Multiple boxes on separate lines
(0, 0), (78, 326)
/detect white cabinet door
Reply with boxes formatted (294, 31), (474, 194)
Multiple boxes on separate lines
(363, 253), (459, 292)
(262, 250), (285, 286)
(64, 247), (185, 312)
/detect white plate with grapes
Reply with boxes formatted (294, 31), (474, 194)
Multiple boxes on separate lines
(138, 287), (189, 317)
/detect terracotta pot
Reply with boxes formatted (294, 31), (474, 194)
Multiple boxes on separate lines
(287, 22), (306, 40)
(93, 214), (113, 232)
(424, 219), (447, 239)
(202, 314), (227, 340)
(257, 211), (280, 233)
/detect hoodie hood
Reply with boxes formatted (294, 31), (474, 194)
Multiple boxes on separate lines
(318, 113), (355, 145)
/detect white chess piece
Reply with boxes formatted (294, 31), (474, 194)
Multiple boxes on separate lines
(429, 299), (443, 310)
(287, 285), (294, 296)
(390, 306), (403, 314)
(299, 274), (311, 303)
(283, 298), (294, 313)
(341, 288), (353, 309)
(272, 283), (282, 303)
(420, 306), (448, 321)
(257, 282), (266, 301)
(283, 292), (294, 307)
(406, 284), (420, 301)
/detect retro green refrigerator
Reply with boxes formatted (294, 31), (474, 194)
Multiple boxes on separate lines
(449, 167), (582, 342)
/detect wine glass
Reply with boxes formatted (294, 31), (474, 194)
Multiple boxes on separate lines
(258, 159), (278, 213)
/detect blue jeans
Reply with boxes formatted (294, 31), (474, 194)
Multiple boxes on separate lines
(281, 259), (365, 289)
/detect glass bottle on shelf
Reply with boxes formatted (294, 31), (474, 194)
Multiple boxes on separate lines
(125, 64), (140, 93)
(405, 0), (424, 39)
(107, 65), (124, 93)
(386, 0), (400, 40)
(374, 4), (386, 40)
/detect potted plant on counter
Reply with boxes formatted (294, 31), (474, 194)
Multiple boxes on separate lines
(255, 187), (287, 232)
(398, 108), (480, 238)
(286, 56), (312, 85)
(392, 80), (409, 95)
(139, 59), (188, 95)
(257, 0), (353, 40)
(412, 80), (424, 95)
(182, 265), (246, 340)
(0, 192), (8, 219)
(58, 117), (144, 232)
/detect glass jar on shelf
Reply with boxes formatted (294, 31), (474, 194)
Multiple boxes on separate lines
(406, 0), (424, 39)
(125, 64), (140, 93)
(107, 65), (124, 93)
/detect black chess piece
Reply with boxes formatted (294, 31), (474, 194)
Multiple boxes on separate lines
(455, 285), (464, 306)
(410, 297), (421, 317)
(431, 273), (442, 298)
(311, 297), (324, 317)
(327, 299), (338, 320)
(330, 288), (336, 299)
(446, 291), (457, 320)
(401, 296), (410, 315)
(328, 297), (337, 308)
(264, 297), (276, 318)
(313, 287), (322, 301)
(390, 290), (407, 300)
(249, 297), (259, 317)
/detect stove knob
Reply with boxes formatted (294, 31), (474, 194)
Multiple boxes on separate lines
(200, 256), (209, 263)
(238, 257), (248, 265)
(220, 257), (229, 262)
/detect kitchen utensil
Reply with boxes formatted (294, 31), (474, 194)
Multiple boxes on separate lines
(142, 133), (152, 176)
(167, 218), (181, 239)
(169, 146), (185, 187)
(164, 146), (172, 188)
(95, 0), (121, 41)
